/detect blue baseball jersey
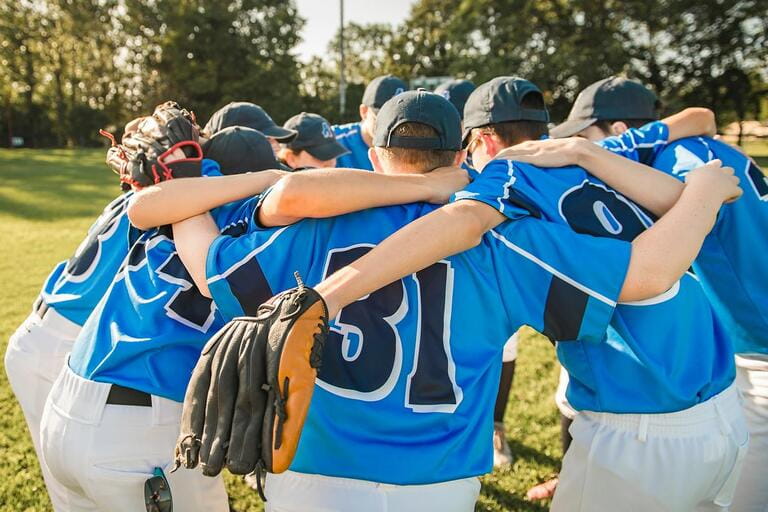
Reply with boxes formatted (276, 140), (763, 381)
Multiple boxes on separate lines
(599, 121), (669, 165)
(333, 122), (373, 170)
(68, 162), (257, 402)
(456, 158), (735, 414)
(205, 204), (630, 484)
(39, 192), (133, 326)
(603, 124), (768, 355)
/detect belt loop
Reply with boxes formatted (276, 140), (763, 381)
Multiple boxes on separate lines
(713, 400), (732, 436)
(638, 415), (649, 442)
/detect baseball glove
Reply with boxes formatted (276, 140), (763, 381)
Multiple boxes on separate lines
(101, 101), (202, 188)
(174, 273), (328, 498)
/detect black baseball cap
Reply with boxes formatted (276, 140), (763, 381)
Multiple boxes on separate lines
(202, 126), (284, 175)
(550, 77), (659, 138)
(434, 79), (476, 120)
(462, 77), (550, 144)
(283, 112), (350, 161)
(362, 75), (409, 111)
(372, 90), (462, 151)
(204, 102), (298, 142)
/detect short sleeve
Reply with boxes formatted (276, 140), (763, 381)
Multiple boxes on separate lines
(489, 217), (631, 343)
(205, 228), (283, 319)
(598, 121), (669, 165)
(451, 159), (541, 220)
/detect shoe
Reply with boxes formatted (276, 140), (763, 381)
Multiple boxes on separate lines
(244, 472), (260, 490)
(526, 477), (559, 500)
(492, 421), (513, 467)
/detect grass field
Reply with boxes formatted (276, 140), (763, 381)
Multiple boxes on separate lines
(0, 142), (765, 511)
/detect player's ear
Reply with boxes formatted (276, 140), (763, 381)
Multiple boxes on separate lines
(485, 134), (504, 160)
(359, 104), (368, 122)
(610, 121), (629, 136)
(453, 150), (467, 167)
(369, 147), (384, 173)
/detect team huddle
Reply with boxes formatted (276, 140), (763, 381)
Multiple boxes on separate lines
(4, 73), (767, 512)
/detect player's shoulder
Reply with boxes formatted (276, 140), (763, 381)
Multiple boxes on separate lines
(333, 122), (361, 139)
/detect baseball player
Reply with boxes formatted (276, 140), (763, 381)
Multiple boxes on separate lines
(524, 84), (768, 510)
(203, 101), (297, 153)
(278, 112), (350, 170)
(333, 74), (408, 170)
(297, 79), (747, 511)
(4, 187), (133, 506)
(35, 121), (292, 511)
(434, 78), (519, 467)
(157, 90), (735, 512)
(525, 76), (718, 501)
(434, 79), (476, 120)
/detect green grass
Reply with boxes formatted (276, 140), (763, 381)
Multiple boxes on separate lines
(0, 143), (765, 510)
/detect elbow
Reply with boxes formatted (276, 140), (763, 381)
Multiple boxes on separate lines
(688, 107), (717, 137)
(450, 201), (492, 250)
(620, 268), (678, 302)
(127, 191), (156, 230)
(267, 174), (305, 217)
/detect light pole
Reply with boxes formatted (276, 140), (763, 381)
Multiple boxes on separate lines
(339, 0), (346, 118)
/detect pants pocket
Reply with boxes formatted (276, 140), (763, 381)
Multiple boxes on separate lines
(713, 434), (750, 507)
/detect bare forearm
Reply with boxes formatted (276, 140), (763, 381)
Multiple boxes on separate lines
(260, 169), (439, 227)
(129, 171), (283, 229)
(579, 144), (683, 217)
(173, 213), (220, 298)
(620, 184), (720, 301)
(316, 201), (502, 316)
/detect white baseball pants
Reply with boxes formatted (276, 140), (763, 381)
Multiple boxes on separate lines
(5, 309), (80, 505)
(730, 354), (768, 512)
(552, 384), (749, 512)
(39, 363), (229, 512)
(264, 471), (481, 512)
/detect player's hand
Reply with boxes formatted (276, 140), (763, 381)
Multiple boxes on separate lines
(425, 166), (470, 204)
(685, 159), (742, 204)
(494, 137), (592, 168)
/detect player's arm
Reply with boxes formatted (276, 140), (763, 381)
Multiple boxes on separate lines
(128, 171), (285, 229)
(315, 162), (740, 318)
(258, 165), (469, 227)
(173, 213), (219, 298)
(496, 138), (684, 217)
(662, 107), (716, 141)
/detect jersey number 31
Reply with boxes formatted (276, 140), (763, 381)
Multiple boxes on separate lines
(317, 245), (462, 413)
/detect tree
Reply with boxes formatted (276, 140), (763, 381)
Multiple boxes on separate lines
(122, 0), (305, 125)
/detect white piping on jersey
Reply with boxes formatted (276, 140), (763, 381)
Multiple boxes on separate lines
(601, 127), (667, 153)
(333, 123), (361, 140)
(618, 279), (681, 306)
(207, 226), (289, 284)
(497, 160), (518, 215)
(489, 229), (617, 307)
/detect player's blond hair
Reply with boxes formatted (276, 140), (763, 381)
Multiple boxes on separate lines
(377, 122), (458, 172)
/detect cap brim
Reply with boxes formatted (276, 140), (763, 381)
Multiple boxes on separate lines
(304, 140), (350, 161)
(262, 125), (298, 142)
(549, 118), (596, 139)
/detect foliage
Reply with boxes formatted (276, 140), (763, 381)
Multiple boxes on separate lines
(0, 0), (765, 145)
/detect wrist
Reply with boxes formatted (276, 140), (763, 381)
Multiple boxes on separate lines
(682, 181), (724, 210)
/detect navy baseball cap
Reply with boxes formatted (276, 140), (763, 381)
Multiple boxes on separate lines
(283, 112), (349, 161)
(202, 126), (285, 175)
(372, 90), (462, 151)
(462, 77), (550, 144)
(434, 79), (476, 120)
(204, 102), (298, 142)
(550, 76), (659, 138)
(362, 75), (409, 111)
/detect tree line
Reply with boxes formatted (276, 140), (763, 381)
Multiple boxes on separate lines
(1, 0), (766, 148)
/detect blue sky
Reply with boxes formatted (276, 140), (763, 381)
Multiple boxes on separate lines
(295, 0), (416, 61)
